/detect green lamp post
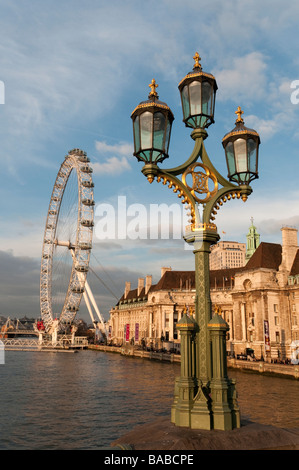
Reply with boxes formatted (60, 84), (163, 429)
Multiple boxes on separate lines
(131, 52), (260, 430)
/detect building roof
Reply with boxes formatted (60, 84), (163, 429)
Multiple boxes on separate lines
(116, 242), (287, 306)
(210, 267), (243, 287)
(152, 270), (195, 291)
(244, 242), (282, 271)
(117, 267), (242, 304)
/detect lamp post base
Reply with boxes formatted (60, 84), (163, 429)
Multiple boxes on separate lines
(210, 380), (233, 431)
(171, 378), (196, 428)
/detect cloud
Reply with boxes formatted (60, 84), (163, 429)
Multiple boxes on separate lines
(215, 52), (268, 103)
(95, 141), (133, 156)
(92, 156), (131, 175)
(245, 114), (280, 141)
(0, 250), (40, 316)
(211, 191), (299, 246)
(93, 140), (133, 175)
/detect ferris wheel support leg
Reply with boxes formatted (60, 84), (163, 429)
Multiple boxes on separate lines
(84, 281), (108, 336)
(83, 291), (96, 325)
(71, 324), (78, 346)
(52, 326), (58, 346)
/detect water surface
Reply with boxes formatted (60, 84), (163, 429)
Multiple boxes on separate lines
(0, 350), (298, 449)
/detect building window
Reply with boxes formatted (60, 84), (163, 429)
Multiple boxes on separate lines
(274, 304), (278, 313)
(275, 331), (280, 343)
(274, 316), (279, 326)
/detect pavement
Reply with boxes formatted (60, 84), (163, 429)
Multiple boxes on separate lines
(111, 416), (299, 450)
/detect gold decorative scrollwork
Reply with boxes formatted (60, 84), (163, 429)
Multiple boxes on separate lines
(182, 163), (218, 203)
(155, 173), (196, 225)
(209, 190), (243, 224)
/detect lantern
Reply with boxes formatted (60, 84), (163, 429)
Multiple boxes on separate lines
(131, 79), (174, 165)
(178, 52), (217, 129)
(222, 107), (260, 185)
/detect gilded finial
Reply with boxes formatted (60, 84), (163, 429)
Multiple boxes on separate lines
(235, 106), (244, 124)
(193, 52), (201, 69)
(214, 304), (221, 315)
(148, 79), (158, 98)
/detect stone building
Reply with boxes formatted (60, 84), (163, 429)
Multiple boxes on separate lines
(210, 240), (246, 270)
(108, 227), (299, 361)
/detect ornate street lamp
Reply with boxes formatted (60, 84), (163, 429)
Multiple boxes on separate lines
(131, 53), (260, 431)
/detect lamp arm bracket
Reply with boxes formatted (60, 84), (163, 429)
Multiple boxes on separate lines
(203, 185), (252, 226)
(200, 141), (235, 189)
(160, 136), (203, 177)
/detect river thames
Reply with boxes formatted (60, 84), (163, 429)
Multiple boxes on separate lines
(0, 350), (298, 450)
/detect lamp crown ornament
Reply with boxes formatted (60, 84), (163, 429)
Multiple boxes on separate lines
(148, 78), (159, 98)
(235, 106), (244, 124)
(193, 52), (202, 69)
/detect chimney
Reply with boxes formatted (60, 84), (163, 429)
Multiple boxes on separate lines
(124, 281), (131, 299)
(145, 275), (152, 294)
(281, 227), (298, 272)
(137, 278), (144, 296)
(161, 266), (172, 278)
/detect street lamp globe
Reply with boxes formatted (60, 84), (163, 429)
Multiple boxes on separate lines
(178, 52), (218, 130)
(131, 79), (174, 170)
(222, 107), (260, 185)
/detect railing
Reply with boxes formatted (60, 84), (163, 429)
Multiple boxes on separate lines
(2, 336), (88, 350)
(2, 338), (39, 349)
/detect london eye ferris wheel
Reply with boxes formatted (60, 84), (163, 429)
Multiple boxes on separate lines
(40, 148), (95, 334)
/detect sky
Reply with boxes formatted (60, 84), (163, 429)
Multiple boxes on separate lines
(1, 0), (299, 322)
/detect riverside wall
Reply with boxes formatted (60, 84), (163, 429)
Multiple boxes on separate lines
(88, 344), (299, 380)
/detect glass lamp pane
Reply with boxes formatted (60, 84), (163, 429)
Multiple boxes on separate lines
(152, 150), (161, 161)
(181, 85), (190, 120)
(165, 120), (171, 153)
(189, 81), (201, 116)
(153, 112), (166, 150)
(140, 111), (153, 150)
(226, 141), (236, 176)
(234, 138), (247, 173)
(248, 138), (257, 173)
(133, 115), (140, 153)
(201, 81), (212, 115)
